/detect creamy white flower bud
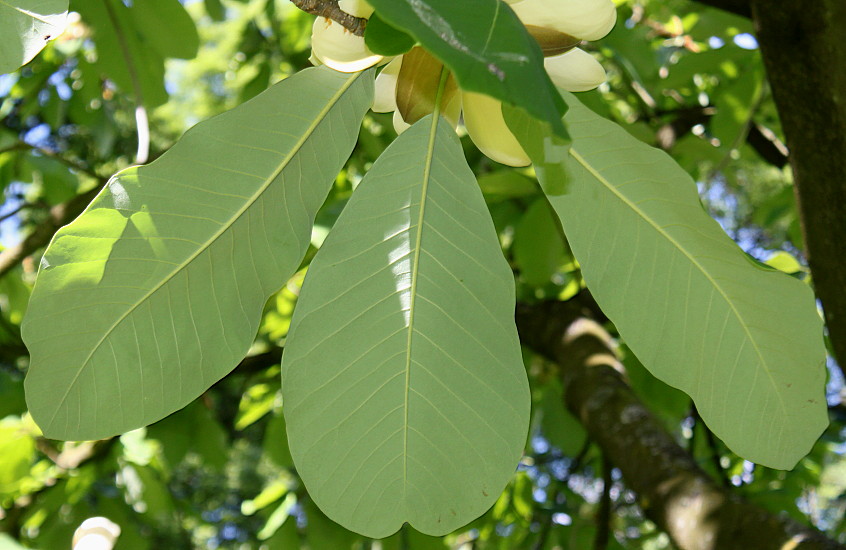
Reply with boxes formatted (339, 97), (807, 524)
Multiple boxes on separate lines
(373, 57), (403, 112)
(544, 47), (607, 91)
(461, 92), (530, 167)
(510, 0), (617, 41)
(310, 17), (383, 72)
(393, 110), (411, 134)
(338, 0), (375, 19)
(73, 517), (121, 550)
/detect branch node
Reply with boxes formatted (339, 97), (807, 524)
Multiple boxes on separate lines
(291, 0), (367, 36)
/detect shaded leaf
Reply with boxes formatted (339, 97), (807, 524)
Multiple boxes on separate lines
(204, 0), (225, 21)
(477, 170), (537, 202)
(365, 11), (415, 56)
(262, 411), (293, 469)
(147, 400), (228, 470)
(513, 198), (568, 286)
(282, 114), (530, 537)
(22, 67), (374, 440)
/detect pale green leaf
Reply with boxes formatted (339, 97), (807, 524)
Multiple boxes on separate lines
(0, 533), (30, 550)
(514, 92), (827, 469)
(131, 0), (199, 60)
(0, 418), (36, 497)
(282, 114), (530, 537)
(258, 493), (297, 540)
(21, 67), (374, 441)
(0, 0), (67, 74)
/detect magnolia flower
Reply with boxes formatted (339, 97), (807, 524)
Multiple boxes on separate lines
(309, 0), (616, 166)
(309, 0), (381, 71)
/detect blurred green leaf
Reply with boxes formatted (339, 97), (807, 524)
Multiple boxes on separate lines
(513, 198), (568, 286)
(262, 410), (294, 469)
(0, 417), (36, 497)
(234, 381), (278, 430)
(204, 0), (226, 21)
(477, 170), (538, 202)
(147, 400), (228, 470)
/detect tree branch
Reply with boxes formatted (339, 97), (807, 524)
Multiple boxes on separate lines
(690, 0), (752, 19)
(290, 0), (367, 36)
(516, 296), (844, 550)
(748, 0), (846, 372)
(0, 142), (104, 182)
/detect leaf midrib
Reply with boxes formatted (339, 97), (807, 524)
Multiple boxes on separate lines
(402, 113), (441, 503)
(45, 70), (364, 430)
(0, 0), (59, 26)
(568, 147), (784, 412)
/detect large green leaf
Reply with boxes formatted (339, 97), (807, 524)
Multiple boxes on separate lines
(509, 93), (827, 469)
(22, 66), (374, 441)
(282, 114), (530, 537)
(365, 0), (568, 138)
(0, 0), (67, 75)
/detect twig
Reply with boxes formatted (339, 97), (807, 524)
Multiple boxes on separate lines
(691, 0), (752, 19)
(594, 456), (613, 550)
(101, 0), (150, 164)
(0, 202), (43, 224)
(516, 299), (846, 550)
(0, 141), (105, 181)
(290, 0), (367, 36)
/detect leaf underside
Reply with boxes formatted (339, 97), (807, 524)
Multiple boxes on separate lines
(22, 66), (374, 441)
(282, 114), (530, 537)
(521, 93), (827, 469)
(0, 0), (67, 74)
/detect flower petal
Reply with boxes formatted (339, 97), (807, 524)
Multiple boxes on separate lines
(544, 48), (606, 91)
(393, 110), (411, 134)
(373, 57), (402, 112)
(338, 0), (374, 18)
(510, 0), (617, 41)
(310, 17), (382, 72)
(462, 92), (530, 167)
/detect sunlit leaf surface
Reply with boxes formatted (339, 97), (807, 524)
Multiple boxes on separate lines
(22, 67), (374, 440)
(283, 114), (530, 537)
(0, 0), (67, 74)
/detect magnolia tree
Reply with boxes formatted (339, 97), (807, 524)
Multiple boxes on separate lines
(0, 0), (841, 548)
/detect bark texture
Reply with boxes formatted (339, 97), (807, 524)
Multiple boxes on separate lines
(693, 0), (846, 370)
(747, 0), (846, 371)
(517, 298), (844, 550)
